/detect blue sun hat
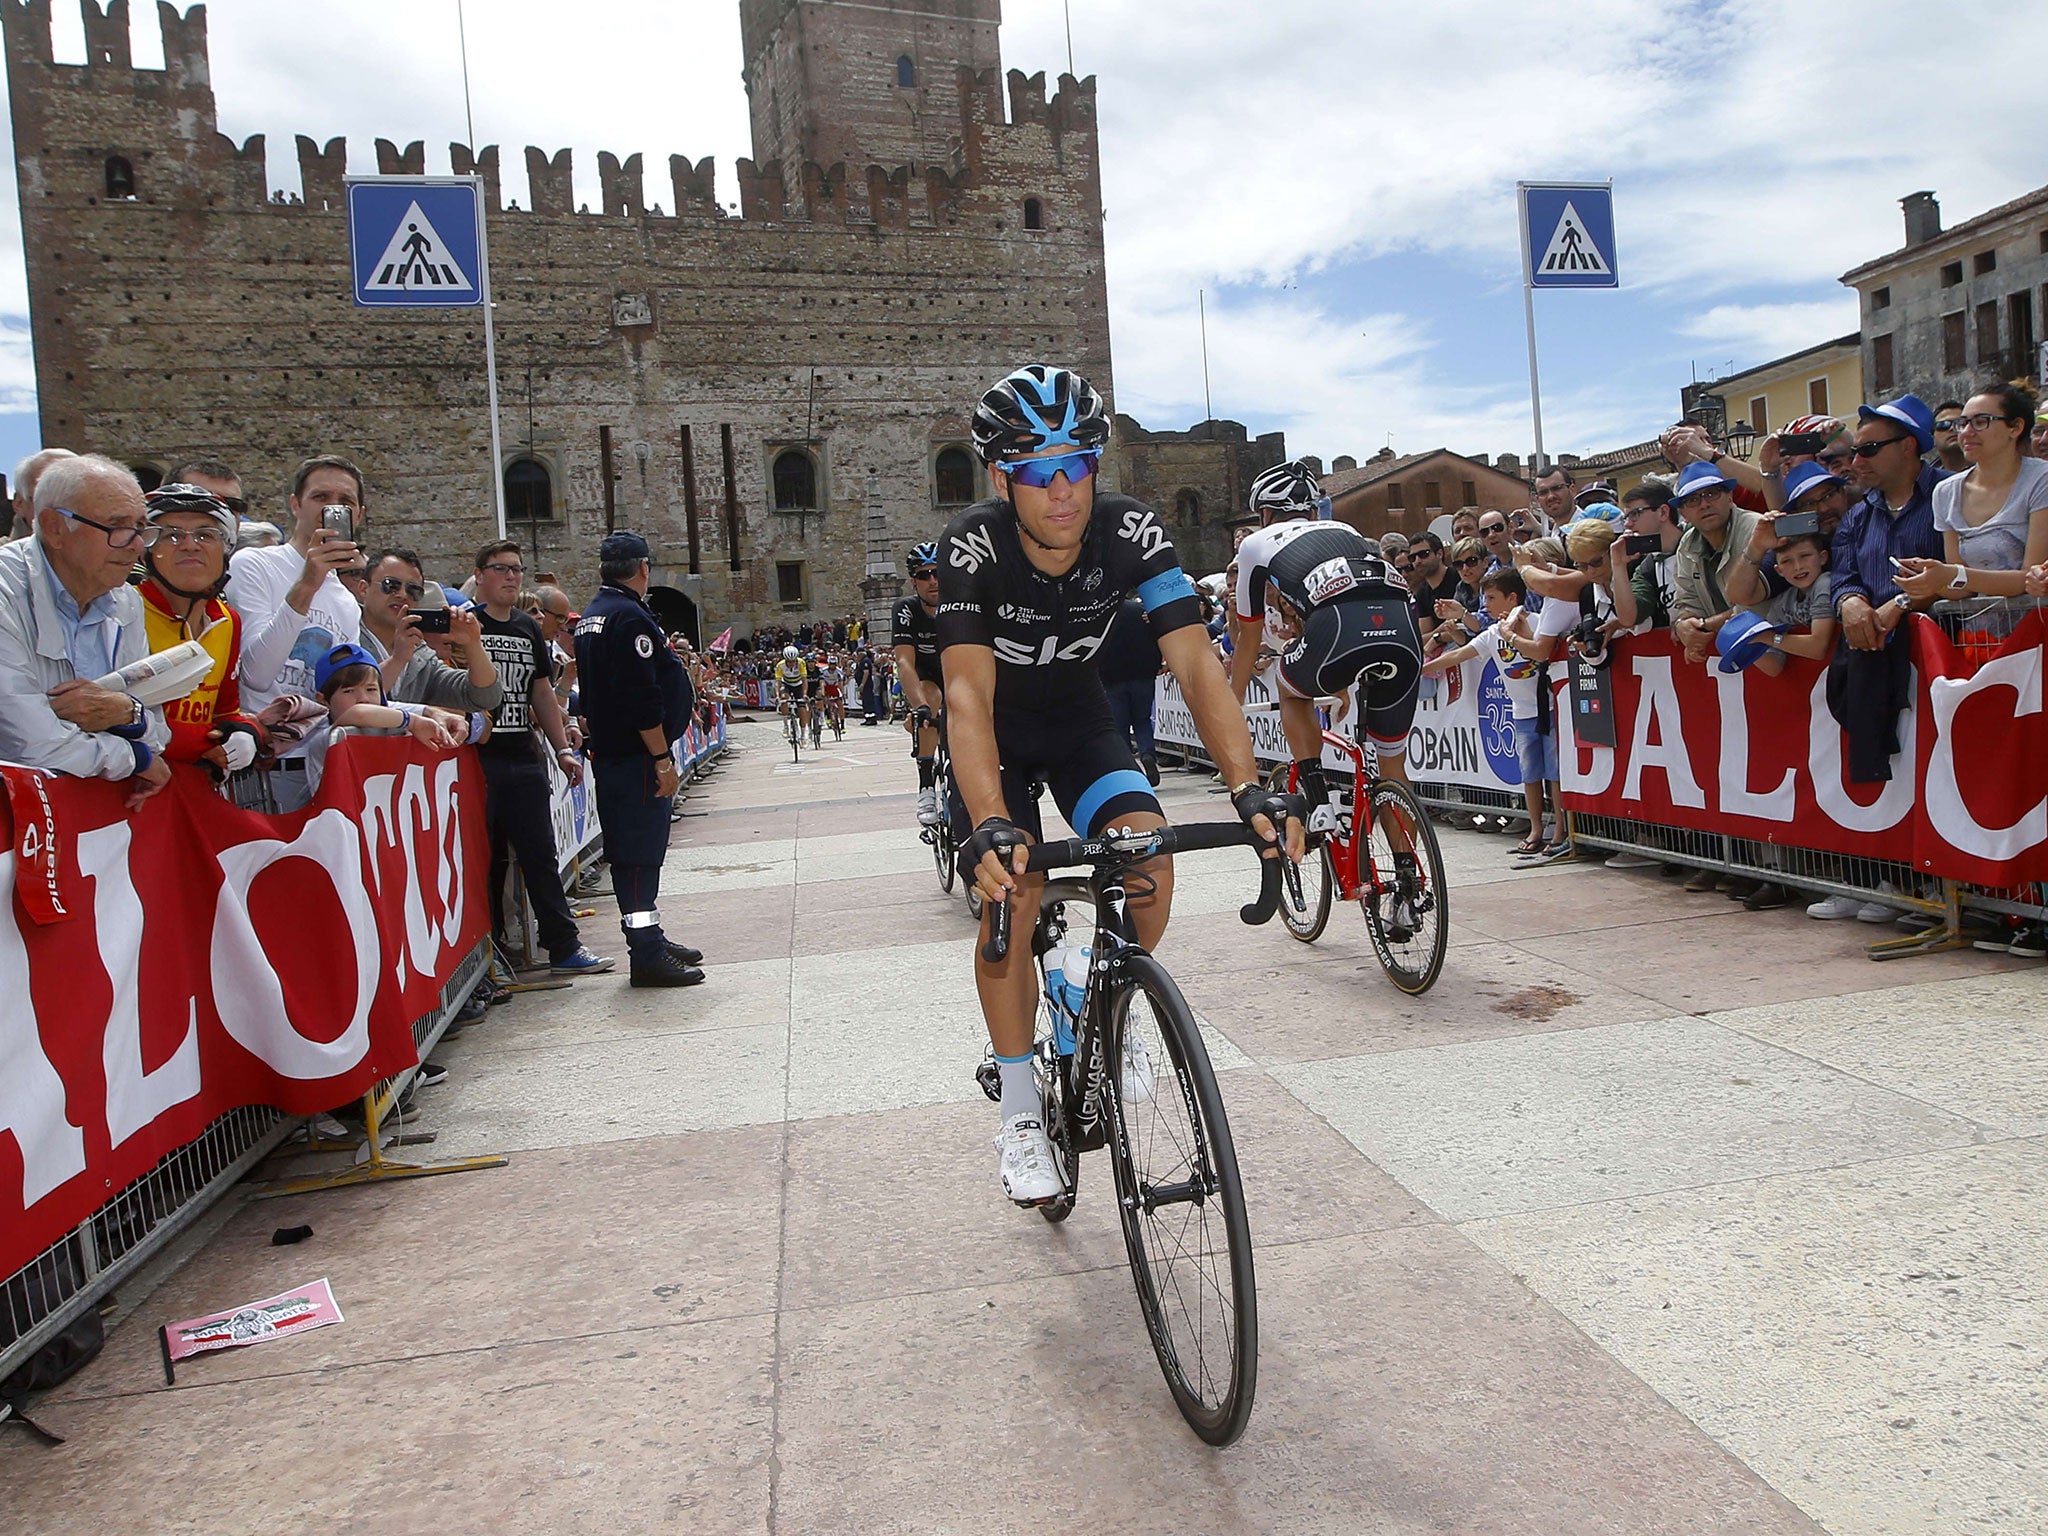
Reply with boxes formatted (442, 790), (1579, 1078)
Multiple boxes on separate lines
(1714, 610), (1785, 673)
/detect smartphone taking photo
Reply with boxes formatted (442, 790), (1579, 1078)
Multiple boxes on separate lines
(1774, 510), (1821, 538)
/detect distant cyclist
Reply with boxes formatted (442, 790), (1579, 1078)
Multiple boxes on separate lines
(941, 364), (1302, 1207)
(772, 644), (808, 734)
(894, 540), (946, 825)
(1229, 459), (1423, 827)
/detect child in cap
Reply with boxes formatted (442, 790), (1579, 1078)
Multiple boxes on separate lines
(1741, 533), (1836, 677)
(307, 642), (475, 790)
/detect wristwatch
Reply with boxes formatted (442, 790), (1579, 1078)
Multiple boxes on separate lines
(1946, 566), (1969, 593)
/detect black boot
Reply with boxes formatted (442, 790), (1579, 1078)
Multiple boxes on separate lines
(630, 948), (706, 988)
(666, 939), (705, 966)
(1139, 751), (1160, 786)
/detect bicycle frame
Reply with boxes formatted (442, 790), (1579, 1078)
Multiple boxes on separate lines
(1037, 870), (1144, 1152)
(1306, 727), (1388, 906)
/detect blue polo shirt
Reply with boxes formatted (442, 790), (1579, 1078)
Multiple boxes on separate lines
(1830, 462), (1947, 615)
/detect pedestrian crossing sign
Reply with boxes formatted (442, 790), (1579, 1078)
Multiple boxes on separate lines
(1520, 182), (1618, 290)
(346, 178), (485, 308)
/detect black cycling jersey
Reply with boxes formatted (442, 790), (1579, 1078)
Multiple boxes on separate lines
(935, 493), (1204, 717)
(892, 595), (942, 685)
(1238, 520), (1407, 620)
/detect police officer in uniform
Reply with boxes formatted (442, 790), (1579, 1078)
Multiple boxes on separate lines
(574, 531), (705, 988)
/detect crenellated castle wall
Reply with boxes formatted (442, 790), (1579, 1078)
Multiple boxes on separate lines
(3, 0), (1113, 633)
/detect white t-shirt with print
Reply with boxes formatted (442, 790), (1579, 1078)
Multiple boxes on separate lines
(229, 542), (362, 721)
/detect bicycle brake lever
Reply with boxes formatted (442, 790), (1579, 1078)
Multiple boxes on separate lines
(1240, 847), (1282, 926)
(981, 892), (1011, 963)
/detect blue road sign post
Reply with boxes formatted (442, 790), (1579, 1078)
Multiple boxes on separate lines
(345, 176), (506, 535)
(1516, 180), (1618, 478)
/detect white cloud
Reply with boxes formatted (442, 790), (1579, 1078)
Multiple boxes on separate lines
(1678, 299), (1860, 359)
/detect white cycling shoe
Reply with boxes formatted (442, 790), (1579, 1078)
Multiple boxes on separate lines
(1121, 1036), (1156, 1105)
(1306, 802), (1339, 835)
(917, 788), (941, 825)
(995, 1114), (1065, 1205)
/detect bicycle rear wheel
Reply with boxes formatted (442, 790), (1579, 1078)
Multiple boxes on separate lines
(933, 803), (956, 894)
(1105, 953), (1256, 1444)
(1359, 780), (1448, 994)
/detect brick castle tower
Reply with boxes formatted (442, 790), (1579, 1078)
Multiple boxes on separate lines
(2, 0), (1112, 636)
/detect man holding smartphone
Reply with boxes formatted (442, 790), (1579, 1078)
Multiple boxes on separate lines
(355, 547), (503, 713)
(229, 454), (367, 811)
(1609, 483), (1683, 631)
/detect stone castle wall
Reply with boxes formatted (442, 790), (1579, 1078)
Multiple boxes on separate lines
(3, 0), (1112, 635)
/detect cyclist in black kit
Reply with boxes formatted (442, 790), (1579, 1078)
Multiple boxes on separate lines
(894, 540), (945, 825)
(941, 364), (1303, 1207)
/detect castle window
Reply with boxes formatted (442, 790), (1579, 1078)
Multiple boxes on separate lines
(1174, 488), (1199, 527)
(104, 156), (135, 199)
(896, 54), (915, 87)
(773, 448), (818, 512)
(504, 457), (555, 521)
(1022, 198), (1044, 231)
(776, 560), (807, 606)
(935, 446), (975, 507)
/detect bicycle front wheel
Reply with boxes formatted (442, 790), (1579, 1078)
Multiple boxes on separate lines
(1105, 953), (1256, 1445)
(1359, 780), (1448, 994)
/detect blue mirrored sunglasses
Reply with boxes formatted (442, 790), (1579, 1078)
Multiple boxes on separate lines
(1002, 449), (1099, 489)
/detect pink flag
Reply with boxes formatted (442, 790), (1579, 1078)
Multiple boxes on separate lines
(708, 627), (733, 654)
(159, 1278), (345, 1382)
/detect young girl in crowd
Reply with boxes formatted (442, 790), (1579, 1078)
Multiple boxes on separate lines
(1422, 567), (1570, 858)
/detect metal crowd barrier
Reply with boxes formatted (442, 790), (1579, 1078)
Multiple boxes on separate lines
(0, 937), (490, 1391)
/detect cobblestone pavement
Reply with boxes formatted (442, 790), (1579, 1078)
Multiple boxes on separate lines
(5, 717), (2042, 1534)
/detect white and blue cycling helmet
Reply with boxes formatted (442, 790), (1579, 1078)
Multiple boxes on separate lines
(907, 540), (940, 571)
(971, 365), (1110, 463)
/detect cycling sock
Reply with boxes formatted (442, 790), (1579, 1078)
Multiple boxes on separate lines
(1294, 759), (1331, 807)
(995, 1051), (1037, 1122)
(917, 757), (936, 789)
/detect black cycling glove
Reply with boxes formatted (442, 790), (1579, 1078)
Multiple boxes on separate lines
(1230, 783), (1303, 844)
(960, 815), (1023, 883)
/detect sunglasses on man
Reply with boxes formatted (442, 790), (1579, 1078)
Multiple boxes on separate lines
(377, 576), (428, 601)
(908, 565), (938, 580)
(999, 449), (1100, 489)
(1850, 435), (1914, 460)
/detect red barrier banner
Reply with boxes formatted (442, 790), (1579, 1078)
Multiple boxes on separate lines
(1, 739), (488, 1280)
(1558, 616), (2048, 886)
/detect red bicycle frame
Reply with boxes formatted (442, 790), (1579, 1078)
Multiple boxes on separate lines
(1287, 727), (1386, 905)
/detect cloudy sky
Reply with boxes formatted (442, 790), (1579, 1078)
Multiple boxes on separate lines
(1, 0), (2044, 476)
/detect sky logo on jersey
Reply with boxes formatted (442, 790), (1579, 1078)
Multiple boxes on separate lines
(949, 525), (998, 573)
(1119, 507), (1170, 561)
(992, 630), (1109, 667)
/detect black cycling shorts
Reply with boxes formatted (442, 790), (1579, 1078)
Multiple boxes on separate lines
(1277, 595), (1422, 751)
(948, 690), (1162, 849)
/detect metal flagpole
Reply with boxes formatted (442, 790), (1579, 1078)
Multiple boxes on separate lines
(1063, 0), (1074, 76)
(475, 184), (506, 538)
(1517, 183), (1546, 477)
(1199, 288), (1213, 422)
(456, 0), (477, 150)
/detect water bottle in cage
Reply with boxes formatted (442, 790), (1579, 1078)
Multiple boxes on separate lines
(1042, 944), (1090, 1056)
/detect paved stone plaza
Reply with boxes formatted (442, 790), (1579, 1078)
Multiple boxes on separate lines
(4, 718), (2042, 1534)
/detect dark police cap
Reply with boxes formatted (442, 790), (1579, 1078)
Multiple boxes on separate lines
(600, 529), (652, 562)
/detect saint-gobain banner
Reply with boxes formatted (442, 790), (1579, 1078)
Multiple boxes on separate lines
(1154, 655), (1524, 792)
(1, 740), (489, 1280)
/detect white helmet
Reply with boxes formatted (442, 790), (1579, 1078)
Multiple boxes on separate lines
(783, 645), (800, 660)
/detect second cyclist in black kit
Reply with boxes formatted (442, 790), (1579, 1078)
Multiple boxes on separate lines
(893, 540), (946, 826)
(940, 364), (1302, 1206)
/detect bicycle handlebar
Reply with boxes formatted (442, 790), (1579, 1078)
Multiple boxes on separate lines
(978, 822), (1284, 964)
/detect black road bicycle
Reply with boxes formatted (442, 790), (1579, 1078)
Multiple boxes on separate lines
(779, 690), (803, 763)
(974, 821), (1285, 1445)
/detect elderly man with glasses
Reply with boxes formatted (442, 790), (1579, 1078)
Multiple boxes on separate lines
(0, 453), (174, 807)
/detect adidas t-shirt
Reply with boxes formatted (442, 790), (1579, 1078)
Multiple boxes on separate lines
(475, 607), (550, 764)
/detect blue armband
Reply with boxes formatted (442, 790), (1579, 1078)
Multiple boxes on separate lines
(129, 740), (153, 776)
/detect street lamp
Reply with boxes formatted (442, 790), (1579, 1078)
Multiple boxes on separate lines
(1725, 420), (1758, 460)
